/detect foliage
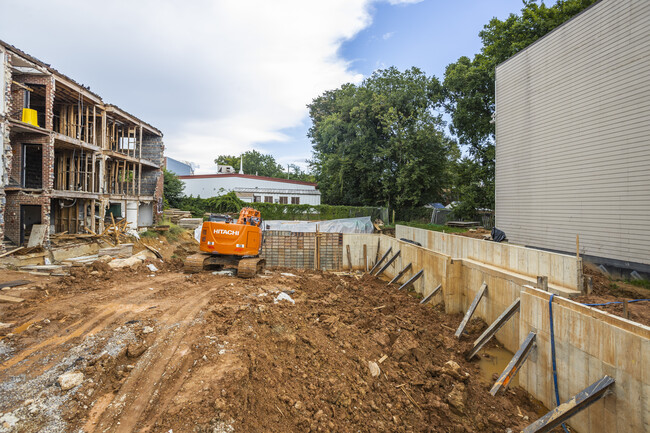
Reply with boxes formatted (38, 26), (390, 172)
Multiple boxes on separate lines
(163, 169), (185, 209)
(308, 66), (456, 209)
(161, 221), (184, 242)
(178, 192), (385, 221)
(443, 0), (598, 212)
(628, 279), (650, 291)
(215, 150), (283, 177)
(213, 150), (315, 182)
(394, 221), (467, 234)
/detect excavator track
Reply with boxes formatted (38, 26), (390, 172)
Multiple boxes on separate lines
(237, 258), (265, 278)
(184, 253), (207, 274)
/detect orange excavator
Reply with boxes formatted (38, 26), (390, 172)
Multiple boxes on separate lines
(184, 207), (265, 278)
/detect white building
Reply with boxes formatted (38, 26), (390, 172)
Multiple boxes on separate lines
(178, 173), (321, 205)
(495, 0), (650, 272)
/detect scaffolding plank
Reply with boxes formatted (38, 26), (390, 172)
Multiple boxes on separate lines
(490, 331), (536, 396)
(398, 269), (423, 291)
(375, 250), (401, 277)
(420, 283), (442, 304)
(523, 376), (615, 433)
(369, 247), (392, 275)
(387, 263), (412, 286)
(455, 282), (487, 338)
(467, 298), (520, 360)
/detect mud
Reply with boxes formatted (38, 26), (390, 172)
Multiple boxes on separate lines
(0, 264), (556, 432)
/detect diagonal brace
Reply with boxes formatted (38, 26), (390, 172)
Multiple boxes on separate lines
(388, 263), (412, 286)
(369, 246), (392, 275)
(455, 282), (487, 338)
(420, 283), (442, 304)
(375, 250), (401, 277)
(398, 269), (423, 291)
(490, 331), (536, 396)
(523, 376), (615, 433)
(467, 298), (520, 360)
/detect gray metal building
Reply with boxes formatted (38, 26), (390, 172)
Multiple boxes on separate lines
(495, 0), (650, 271)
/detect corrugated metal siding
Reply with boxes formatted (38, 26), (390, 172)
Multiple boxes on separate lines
(495, 0), (650, 266)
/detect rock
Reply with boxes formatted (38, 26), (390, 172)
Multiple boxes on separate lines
(142, 326), (154, 334)
(391, 331), (419, 360)
(146, 263), (159, 272)
(446, 383), (466, 415)
(368, 361), (381, 377)
(441, 360), (465, 380)
(58, 371), (84, 391)
(0, 413), (19, 428)
(372, 331), (390, 346)
(127, 342), (147, 358)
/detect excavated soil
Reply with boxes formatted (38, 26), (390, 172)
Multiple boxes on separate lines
(0, 265), (555, 432)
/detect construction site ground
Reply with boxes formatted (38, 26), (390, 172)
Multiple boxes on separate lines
(0, 259), (556, 433)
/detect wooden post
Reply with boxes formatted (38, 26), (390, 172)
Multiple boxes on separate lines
(363, 244), (367, 272)
(576, 234), (580, 258)
(90, 199), (96, 233)
(138, 163), (142, 196)
(315, 224), (320, 270)
(346, 244), (352, 271)
(139, 125), (143, 159)
(586, 276), (593, 295)
(537, 276), (548, 292)
(623, 300), (630, 319)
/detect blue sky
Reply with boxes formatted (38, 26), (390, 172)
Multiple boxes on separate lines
(1, 0), (530, 174)
(257, 0), (527, 172)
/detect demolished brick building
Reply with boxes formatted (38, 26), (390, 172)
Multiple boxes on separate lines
(0, 41), (164, 251)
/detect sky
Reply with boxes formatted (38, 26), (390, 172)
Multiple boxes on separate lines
(0, 0), (528, 174)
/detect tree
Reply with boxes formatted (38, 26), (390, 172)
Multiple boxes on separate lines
(443, 0), (599, 214)
(308, 66), (456, 208)
(163, 169), (185, 209)
(214, 150), (284, 178)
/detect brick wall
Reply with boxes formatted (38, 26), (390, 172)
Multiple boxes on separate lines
(141, 134), (164, 165)
(8, 133), (53, 189)
(261, 231), (343, 270)
(4, 191), (50, 245)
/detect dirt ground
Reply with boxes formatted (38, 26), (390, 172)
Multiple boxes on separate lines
(574, 264), (650, 326)
(0, 259), (556, 433)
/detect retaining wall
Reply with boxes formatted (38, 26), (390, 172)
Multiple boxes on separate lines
(396, 225), (582, 291)
(339, 233), (648, 432)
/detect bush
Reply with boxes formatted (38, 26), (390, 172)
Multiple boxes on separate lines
(178, 192), (386, 221)
(140, 230), (158, 239)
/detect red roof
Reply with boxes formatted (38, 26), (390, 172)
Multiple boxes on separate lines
(177, 173), (318, 187)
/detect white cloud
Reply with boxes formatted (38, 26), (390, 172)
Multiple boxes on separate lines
(382, 32), (395, 40)
(0, 0), (401, 173)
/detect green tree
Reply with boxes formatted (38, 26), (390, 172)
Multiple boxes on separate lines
(443, 0), (598, 214)
(308, 66), (456, 208)
(163, 169), (185, 209)
(214, 150), (284, 178)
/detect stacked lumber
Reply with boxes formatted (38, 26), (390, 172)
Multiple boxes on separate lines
(163, 209), (192, 224)
(179, 218), (203, 230)
(98, 243), (134, 259)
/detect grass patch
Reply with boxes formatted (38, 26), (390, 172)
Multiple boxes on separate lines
(140, 230), (159, 239)
(394, 221), (468, 234)
(628, 279), (650, 290)
(163, 222), (184, 242)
